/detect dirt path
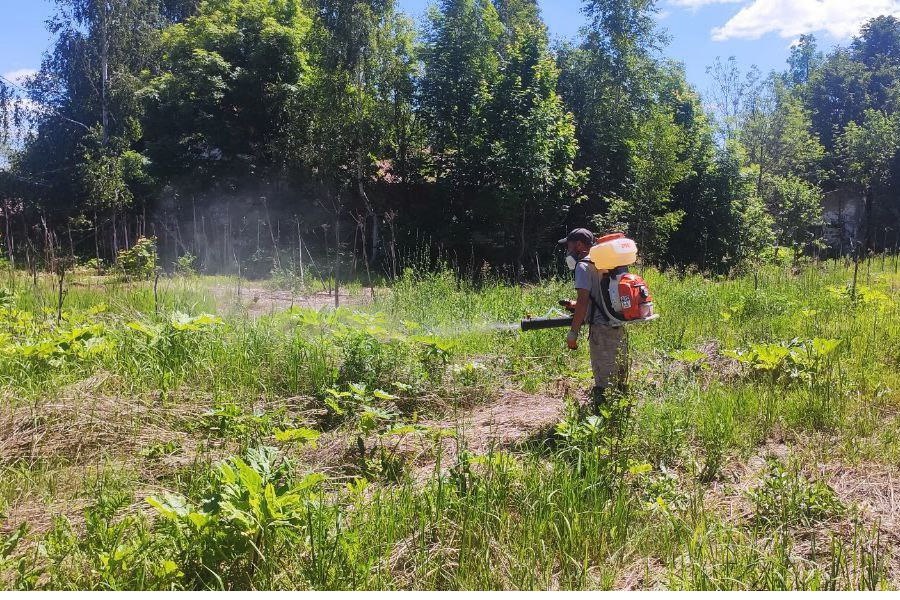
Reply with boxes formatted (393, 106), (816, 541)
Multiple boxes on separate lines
(408, 390), (565, 477)
(304, 390), (568, 481)
(209, 283), (374, 317)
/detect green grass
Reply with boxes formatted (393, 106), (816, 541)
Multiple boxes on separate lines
(0, 257), (898, 590)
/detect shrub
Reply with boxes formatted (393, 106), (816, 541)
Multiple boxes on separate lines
(117, 237), (158, 280)
(748, 458), (844, 529)
(82, 257), (105, 274)
(726, 338), (843, 385)
(174, 253), (198, 276)
(147, 446), (325, 588)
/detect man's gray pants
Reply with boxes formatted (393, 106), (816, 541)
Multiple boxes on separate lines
(588, 324), (629, 391)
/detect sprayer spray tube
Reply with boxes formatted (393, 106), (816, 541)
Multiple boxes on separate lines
(520, 317), (575, 332)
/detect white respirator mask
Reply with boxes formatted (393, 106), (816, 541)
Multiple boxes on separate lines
(565, 254), (578, 271)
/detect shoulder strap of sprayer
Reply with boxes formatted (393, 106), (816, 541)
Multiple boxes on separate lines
(599, 272), (626, 326)
(579, 260), (624, 326)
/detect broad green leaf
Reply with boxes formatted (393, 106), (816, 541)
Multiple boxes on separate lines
(274, 427), (321, 445)
(126, 321), (158, 337)
(295, 472), (326, 492)
(384, 424), (426, 437)
(628, 463), (653, 475)
(669, 349), (707, 363)
(811, 338), (841, 357)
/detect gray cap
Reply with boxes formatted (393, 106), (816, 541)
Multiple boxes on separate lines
(558, 228), (594, 246)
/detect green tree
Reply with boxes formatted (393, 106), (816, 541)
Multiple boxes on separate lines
(664, 73), (771, 272)
(741, 80), (825, 189)
(160, 0), (200, 22)
(370, 9), (424, 188)
(807, 50), (870, 158)
(482, 24), (585, 272)
(419, 0), (503, 234)
(79, 124), (150, 257)
(301, 0), (420, 287)
(761, 174), (824, 258)
(786, 34), (821, 87)
(306, 0), (417, 190)
(705, 56), (762, 143)
(0, 78), (28, 165)
(493, 0), (541, 40)
(556, 42), (629, 205)
(14, 0), (163, 246)
(558, 0), (665, 225)
(837, 109), (900, 249)
(766, 91), (824, 181)
(582, 0), (661, 72)
(143, 0), (313, 185)
(714, 143), (774, 268)
(601, 105), (688, 263)
(851, 16), (900, 125)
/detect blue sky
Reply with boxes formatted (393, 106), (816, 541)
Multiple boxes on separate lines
(2, 0), (898, 98)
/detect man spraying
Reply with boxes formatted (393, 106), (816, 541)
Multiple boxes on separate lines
(559, 228), (629, 408)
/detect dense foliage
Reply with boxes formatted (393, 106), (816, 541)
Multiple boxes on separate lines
(1, 1), (899, 279)
(0, 259), (897, 589)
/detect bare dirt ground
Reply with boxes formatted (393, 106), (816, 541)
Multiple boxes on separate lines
(301, 390), (567, 482)
(209, 283), (374, 317)
(407, 390), (566, 477)
(706, 437), (900, 583)
(4, 377), (899, 587)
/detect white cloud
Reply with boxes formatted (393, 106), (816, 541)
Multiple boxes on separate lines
(712, 0), (900, 41)
(1, 69), (41, 154)
(1, 69), (40, 116)
(2, 68), (37, 86)
(669, 0), (742, 8)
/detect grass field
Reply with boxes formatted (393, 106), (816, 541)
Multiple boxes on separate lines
(0, 257), (898, 590)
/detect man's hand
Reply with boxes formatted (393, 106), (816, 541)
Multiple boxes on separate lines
(566, 329), (579, 350)
(561, 300), (577, 314)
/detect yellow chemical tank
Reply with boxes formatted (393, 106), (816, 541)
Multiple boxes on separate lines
(588, 233), (638, 269)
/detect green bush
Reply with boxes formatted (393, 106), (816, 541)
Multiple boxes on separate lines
(117, 237), (158, 280)
(174, 253), (198, 276)
(748, 458), (844, 529)
(148, 447), (325, 589)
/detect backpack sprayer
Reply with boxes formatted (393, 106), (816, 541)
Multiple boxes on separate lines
(520, 233), (658, 332)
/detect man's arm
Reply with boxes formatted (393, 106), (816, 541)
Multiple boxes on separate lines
(567, 288), (590, 350)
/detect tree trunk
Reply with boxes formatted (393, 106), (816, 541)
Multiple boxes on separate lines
(3, 204), (14, 268)
(334, 198), (342, 309)
(264, 198), (281, 271)
(358, 215), (375, 301)
(100, 4), (110, 148)
(94, 210), (101, 274)
(864, 187), (875, 252)
(192, 197), (199, 256)
(386, 212), (398, 281)
(518, 203), (527, 279)
(111, 208), (119, 255)
(296, 218), (305, 288)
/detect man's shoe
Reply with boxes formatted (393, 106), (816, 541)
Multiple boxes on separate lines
(590, 386), (607, 414)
